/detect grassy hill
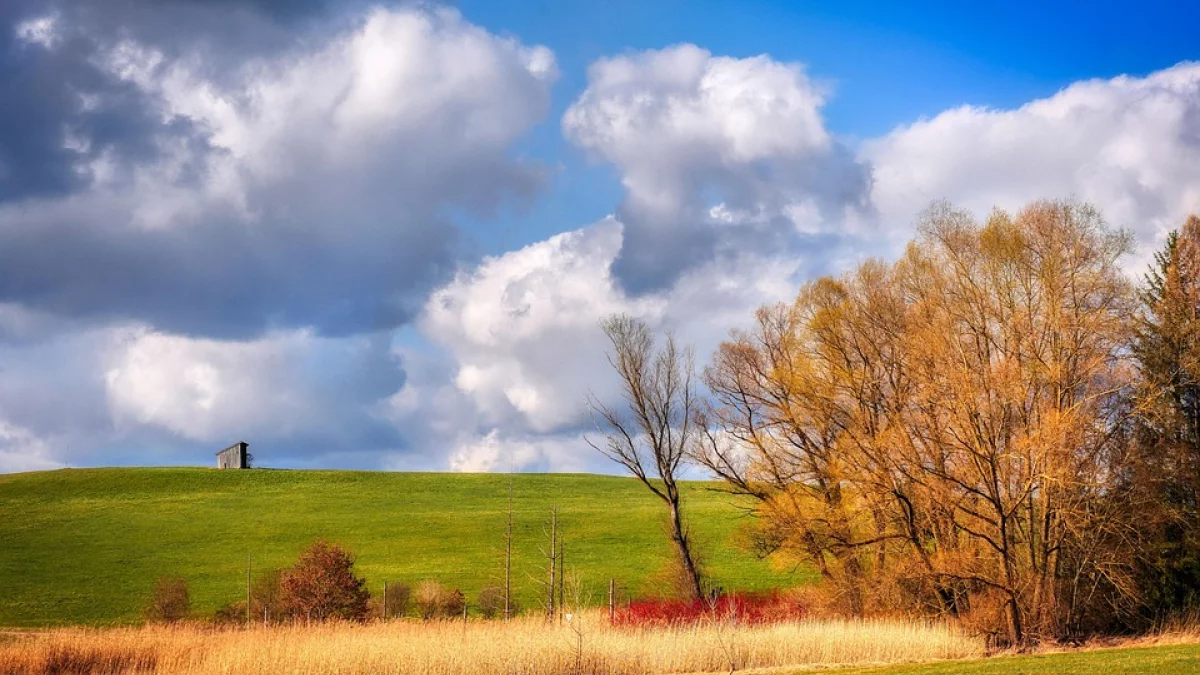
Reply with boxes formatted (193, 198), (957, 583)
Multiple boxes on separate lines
(0, 468), (810, 627)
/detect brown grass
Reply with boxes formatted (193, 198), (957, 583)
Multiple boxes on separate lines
(0, 616), (983, 675)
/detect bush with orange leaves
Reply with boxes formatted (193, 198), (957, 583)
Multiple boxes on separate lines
(278, 540), (370, 622)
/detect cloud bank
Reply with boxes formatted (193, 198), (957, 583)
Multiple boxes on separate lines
(3, 4), (1200, 473)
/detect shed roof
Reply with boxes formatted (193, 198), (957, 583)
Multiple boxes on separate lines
(215, 442), (249, 456)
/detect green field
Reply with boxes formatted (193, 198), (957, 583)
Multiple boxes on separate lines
(827, 643), (1200, 674)
(0, 468), (806, 627)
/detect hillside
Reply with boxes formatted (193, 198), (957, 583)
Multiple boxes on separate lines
(0, 468), (809, 627)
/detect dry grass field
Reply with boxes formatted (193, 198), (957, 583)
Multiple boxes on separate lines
(0, 616), (982, 675)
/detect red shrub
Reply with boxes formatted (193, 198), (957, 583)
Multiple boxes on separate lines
(279, 540), (371, 622)
(612, 591), (807, 627)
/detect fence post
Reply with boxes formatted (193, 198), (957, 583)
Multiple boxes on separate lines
(608, 578), (615, 622)
(246, 553), (252, 627)
(383, 581), (388, 621)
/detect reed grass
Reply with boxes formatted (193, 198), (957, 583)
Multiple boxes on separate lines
(0, 616), (983, 675)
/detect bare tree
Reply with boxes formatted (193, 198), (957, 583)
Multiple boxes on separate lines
(588, 315), (705, 601)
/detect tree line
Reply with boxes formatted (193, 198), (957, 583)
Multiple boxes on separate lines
(593, 199), (1200, 646)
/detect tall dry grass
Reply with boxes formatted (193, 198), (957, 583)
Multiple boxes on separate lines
(0, 616), (982, 675)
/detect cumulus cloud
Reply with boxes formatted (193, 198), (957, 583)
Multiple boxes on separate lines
(0, 4), (555, 337)
(563, 44), (872, 292)
(0, 3), (559, 471)
(8, 6), (1200, 475)
(397, 45), (875, 472)
(0, 319), (408, 469)
(0, 421), (63, 473)
(104, 328), (403, 449)
(445, 430), (596, 473)
(421, 220), (648, 433)
(408, 216), (803, 472)
(865, 62), (1200, 265)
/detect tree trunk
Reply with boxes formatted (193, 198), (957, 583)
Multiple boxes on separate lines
(668, 497), (705, 601)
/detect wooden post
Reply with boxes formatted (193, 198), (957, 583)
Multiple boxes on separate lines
(608, 578), (615, 622)
(547, 505), (558, 621)
(557, 541), (565, 624)
(383, 581), (388, 621)
(246, 553), (252, 627)
(504, 476), (513, 621)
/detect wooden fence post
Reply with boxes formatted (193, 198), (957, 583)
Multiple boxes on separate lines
(245, 553), (252, 627)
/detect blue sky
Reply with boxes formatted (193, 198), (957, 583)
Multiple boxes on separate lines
(458, 0), (1200, 255)
(0, 0), (1198, 473)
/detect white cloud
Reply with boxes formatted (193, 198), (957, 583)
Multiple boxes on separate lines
(0, 421), (62, 473)
(562, 44), (872, 290)
(411, 217), (802, 469)
(104, 328), (401, 444)
(11, 19), (1200, 476)
(564, 44), (832, 219)
(14, 13), (60, 49)
(864, 62), (1200, 265)
(422, 219), (648, 432)
(447, 429), (594, 473)
(0, 5), (561, 471)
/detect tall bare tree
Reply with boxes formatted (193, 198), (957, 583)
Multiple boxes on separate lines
(589, 315), (705, 601)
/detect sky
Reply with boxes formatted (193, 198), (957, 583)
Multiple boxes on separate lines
(1, 0), (1199, 474)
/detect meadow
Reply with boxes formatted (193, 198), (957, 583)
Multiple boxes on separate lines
(0, 468), (806, 627)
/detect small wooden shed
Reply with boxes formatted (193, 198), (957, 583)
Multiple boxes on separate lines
(216, 442), (249, 469)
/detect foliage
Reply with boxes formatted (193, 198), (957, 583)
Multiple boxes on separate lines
(377, 582), (412, 619)
(278, 540), (370, 622)
(250, 568), (285, 623)
(143, 577), (190, 624)
(213, 601), (248, 625)
(414, 580), (464, 620)
(699, 200), (1141, 644)
(443, 589), (466, 618)
(1129, 216), (1200, 617)
(477, 586), (505, 619)
(612, 591), (808, 627)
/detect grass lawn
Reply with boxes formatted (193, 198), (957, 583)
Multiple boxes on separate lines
(0, 468), (808, 626)
(826, 642), (1200, 674)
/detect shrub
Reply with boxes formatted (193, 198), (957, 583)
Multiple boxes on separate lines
(212, 601), (247, 625)
(477, 586), (506, 619)
(644, 549), (709, 602)
(442, 588), (466, 619)
(143, 577), (190, 624)
(372, 582), (412, 619)
(278, 540), (370, 622)
(414, 580), (467, 619)
(414, 580), (446, 620)
(251, 568), (285, 623)
(612, 591), (807, 627)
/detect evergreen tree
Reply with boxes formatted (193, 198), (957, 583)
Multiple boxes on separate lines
(1131, 216), (1200, 613)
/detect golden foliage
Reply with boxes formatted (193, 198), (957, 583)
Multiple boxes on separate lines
(698, 199), (1139, 644)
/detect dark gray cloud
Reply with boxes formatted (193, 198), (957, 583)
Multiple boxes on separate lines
(0, 2), (556, 472)
(0, 2), (554, 337)
(0, 2), (183, 202)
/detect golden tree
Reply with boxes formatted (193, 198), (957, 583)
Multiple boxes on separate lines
(699, 199), (1138, 644)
